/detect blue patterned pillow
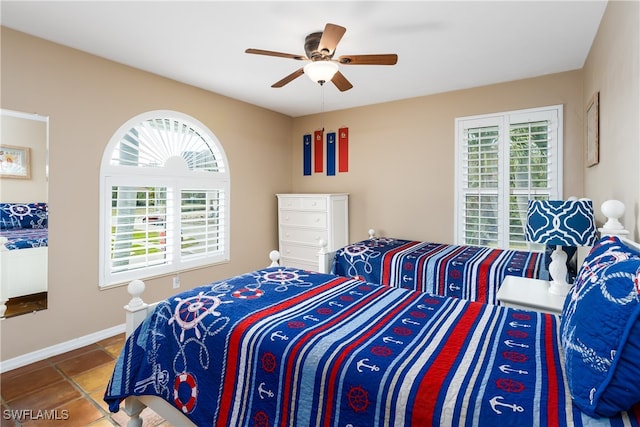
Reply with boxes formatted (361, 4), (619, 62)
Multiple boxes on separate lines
(560, 236), (640, 417)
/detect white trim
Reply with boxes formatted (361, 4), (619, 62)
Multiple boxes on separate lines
(0, 324), (125, 373)
(1, 108), (49, 122)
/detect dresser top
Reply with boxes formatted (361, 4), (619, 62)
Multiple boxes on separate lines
(276, 193), (349, 197)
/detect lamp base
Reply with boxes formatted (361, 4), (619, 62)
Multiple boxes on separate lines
(548, 246), (570, 296)
(548, 280), (571, 296)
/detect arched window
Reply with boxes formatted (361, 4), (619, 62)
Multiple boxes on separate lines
(99, 111), (230, 287)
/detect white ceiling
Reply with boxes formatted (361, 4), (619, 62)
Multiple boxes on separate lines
(1, 1), (607, 117)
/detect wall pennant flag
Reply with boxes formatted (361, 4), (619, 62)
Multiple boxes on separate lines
(338, 127), (349, 172)
(303, 134), (312, 176)
(314, 129), (324, 173)
(326, 132), (336, 176)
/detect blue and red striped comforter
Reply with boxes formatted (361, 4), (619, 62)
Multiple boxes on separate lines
(332, 238), (547, 305)
(104, 267), (638, 426)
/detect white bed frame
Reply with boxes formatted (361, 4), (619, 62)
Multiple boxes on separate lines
(119, 201), (637, 426)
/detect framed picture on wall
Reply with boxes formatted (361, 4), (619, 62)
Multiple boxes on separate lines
(586, 91), (599, 167)
(0, 145), (31, 179)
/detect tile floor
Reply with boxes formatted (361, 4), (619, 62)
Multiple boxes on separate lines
(0, 334), (170, 426)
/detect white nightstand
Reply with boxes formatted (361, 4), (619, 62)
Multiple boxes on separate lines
(497, 276), (566, 315)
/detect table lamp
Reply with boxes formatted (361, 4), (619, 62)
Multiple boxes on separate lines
(525, 199), (597, 295)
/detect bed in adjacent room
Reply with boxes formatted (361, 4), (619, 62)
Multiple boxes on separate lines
(104, 214), (640, 426)
(0, 203), (48, 301)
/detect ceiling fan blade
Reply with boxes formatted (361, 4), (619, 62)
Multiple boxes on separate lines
(331, 71), (353, 92)
(245, 48), (306, 61)
(271, 68), (305, 88)
(318, 23), (346, 56)
(338, 54), (398, 65)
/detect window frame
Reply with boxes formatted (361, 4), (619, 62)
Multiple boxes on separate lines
(99, 110), (230, 288)
(454, 105), (563, 250)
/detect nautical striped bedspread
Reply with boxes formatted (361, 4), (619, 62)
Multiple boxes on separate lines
(332, 238), (547, 305)
(104, 267), (639, 426)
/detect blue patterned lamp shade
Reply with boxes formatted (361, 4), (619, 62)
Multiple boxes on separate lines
(525, 200), (598, 247)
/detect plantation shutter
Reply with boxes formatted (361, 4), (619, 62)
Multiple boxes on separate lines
(459, 122), (501, 247)
(180, 189), (226, 260)
(455, 105), (562, 250)
(111, 185), (169, 274)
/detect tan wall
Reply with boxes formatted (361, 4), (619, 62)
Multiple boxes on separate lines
(0, 28), (293, 361)
(583, 0), (640, 240)
(292, 71), (585, 244)
(2, 0), (638, 363)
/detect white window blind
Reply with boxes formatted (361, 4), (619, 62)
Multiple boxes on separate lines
(455, 105), (562, 250)
(180, 189), (225, 260)
(99, 111), (230, 287)
(110, 185), (169, 275)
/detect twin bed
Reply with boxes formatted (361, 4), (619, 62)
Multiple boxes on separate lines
(327, 234), (548, 305)
(104, 201), (640, 426)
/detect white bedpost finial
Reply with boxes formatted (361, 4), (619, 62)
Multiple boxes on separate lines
(368, 229), (375, 239)
(269, 250), (280, 267)
(126, 279), (146, 310)
(599, 200), (629, 236)
(318, 239), (328, 254)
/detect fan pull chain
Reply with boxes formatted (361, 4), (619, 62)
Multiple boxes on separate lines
(320, 83), (325, 132)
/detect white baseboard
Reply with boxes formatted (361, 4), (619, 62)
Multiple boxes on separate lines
(0, 323), (126, 373)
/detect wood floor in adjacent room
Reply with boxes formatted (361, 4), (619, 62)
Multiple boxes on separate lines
(0, 334), (169, 426)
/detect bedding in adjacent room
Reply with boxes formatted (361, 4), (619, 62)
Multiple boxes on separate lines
(0, 227), (48, 250)
(0, 202), (48, 250)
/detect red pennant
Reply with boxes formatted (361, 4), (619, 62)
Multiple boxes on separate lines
(338, 127), (349, 172)
(314, 129), (324, 173)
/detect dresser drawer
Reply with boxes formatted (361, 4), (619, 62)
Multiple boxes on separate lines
(280, 227), (327, 245)
(279, 211), (327, 228)
(279, 257), (319, 272)
(279, 242), (321, 262)
(279, 196), (327, 211)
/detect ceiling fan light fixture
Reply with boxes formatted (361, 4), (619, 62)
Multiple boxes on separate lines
(304, 61), (339, 84)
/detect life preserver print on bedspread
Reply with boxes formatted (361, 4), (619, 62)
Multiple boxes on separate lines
(332, 238), (546, 305)
(104, 267), (640, 426)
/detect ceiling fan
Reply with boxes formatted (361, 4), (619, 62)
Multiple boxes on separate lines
(245, 23), (398, 92)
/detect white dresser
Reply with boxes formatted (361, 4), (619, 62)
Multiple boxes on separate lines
(277, 194), (349, 271)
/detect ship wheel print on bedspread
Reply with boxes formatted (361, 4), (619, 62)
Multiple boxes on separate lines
(335, 240), (385, 277)
(488, 311), (533, 417)
(251, 267), (314, 292)
(168, 290), (233, 342)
